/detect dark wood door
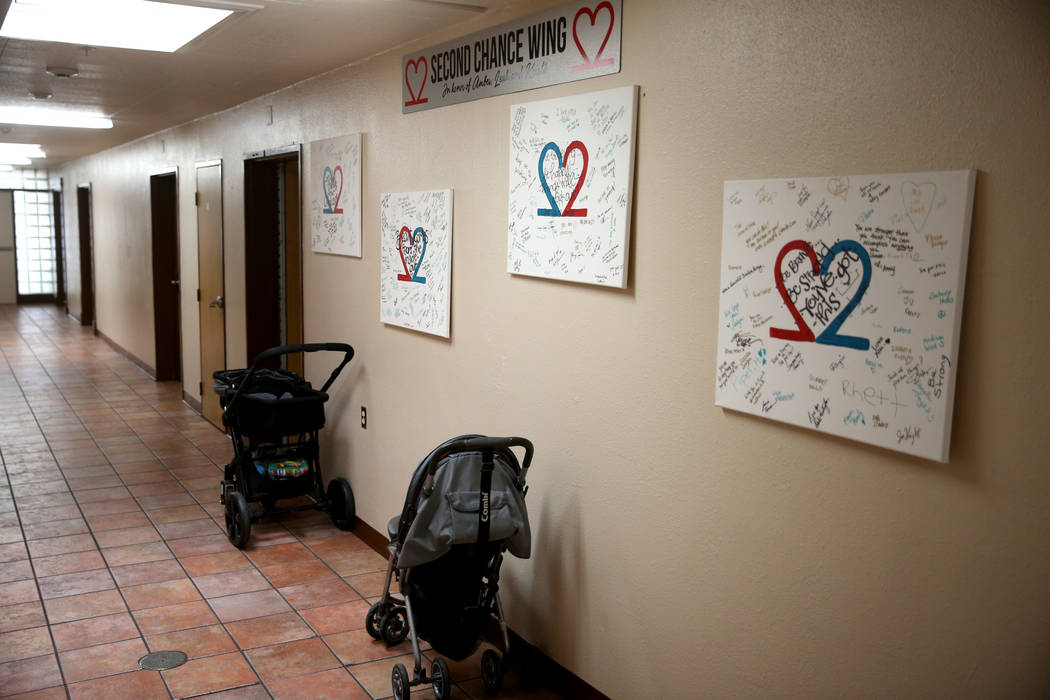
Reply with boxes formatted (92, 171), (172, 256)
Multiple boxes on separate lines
(151, 173), (181, 381)
(76, 185), (94, 327)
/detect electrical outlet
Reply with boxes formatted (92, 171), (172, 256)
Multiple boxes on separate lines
(360, 406), (367, 429)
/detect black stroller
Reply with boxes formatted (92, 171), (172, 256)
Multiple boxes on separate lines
(213, 343), (356, 547)
(365, 435), (534, 700)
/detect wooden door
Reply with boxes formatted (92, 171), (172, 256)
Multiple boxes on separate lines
(283, 158), (303, 376)
(76, 185), (95, 327)
(196, 163), (225, 427)
(151, 172), (181, 381)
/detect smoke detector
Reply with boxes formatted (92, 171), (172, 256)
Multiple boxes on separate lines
(45, 66), (79, 79)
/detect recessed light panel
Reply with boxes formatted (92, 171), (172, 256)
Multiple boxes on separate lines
(0, 0), (233, 53)
(0, 108), (113, 129)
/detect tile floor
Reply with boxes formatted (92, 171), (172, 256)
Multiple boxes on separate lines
(0, 305), (561, 699)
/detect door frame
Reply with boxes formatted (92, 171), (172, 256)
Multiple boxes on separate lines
(242, 144), (303, 369)
(76, 183), (95, 327)
(150, 166), (181, 382)
(195, 159), (225, 426)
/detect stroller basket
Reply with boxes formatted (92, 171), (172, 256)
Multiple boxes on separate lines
(214, 366), (327, 437)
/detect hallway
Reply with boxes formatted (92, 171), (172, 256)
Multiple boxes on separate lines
(0, 305), (544, 699)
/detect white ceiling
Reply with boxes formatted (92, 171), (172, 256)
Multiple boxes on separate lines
(0, 0), (519, 167)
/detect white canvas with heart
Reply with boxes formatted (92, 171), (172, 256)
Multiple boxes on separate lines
(379, 189), (453, 338)
(309, 133), (362, 257)
(506, 85), (638, 288)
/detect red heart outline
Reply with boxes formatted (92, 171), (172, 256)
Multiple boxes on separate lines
(397, 226), (414, 281)
(571, 2), (616, 72)
(404, 57), (429, 106)
(329, 165), (344, 214)
(560, 140), (589, 217)
(770, 240), (819, 342)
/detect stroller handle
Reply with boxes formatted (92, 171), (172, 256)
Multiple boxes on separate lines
(223, 343), (354, 419)
(429, 436), (533, 477)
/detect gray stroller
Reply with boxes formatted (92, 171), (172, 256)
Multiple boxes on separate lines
(365, 435), (534, 699)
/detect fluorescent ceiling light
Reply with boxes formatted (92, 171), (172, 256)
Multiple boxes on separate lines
(0, 0), (233, 52)
(0, 108), (113, 129)
(0, 165), (15, 171)
(0, 143), (46, 159)
(0, 157), (32, 166)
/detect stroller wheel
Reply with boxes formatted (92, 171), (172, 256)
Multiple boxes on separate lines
(365, 602), (384, 640)
(391, 662), (410, 700)
(224, 491), (251, 548)
(326, 478), (356, 530)
(380, 607), (409, 646)
(431, 657), (451, 700)
(481, 649), (503, 693)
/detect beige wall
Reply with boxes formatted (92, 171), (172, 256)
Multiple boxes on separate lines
(56, 1), (1050, 696)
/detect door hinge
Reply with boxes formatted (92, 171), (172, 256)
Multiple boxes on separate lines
(194, 191), (200, 206)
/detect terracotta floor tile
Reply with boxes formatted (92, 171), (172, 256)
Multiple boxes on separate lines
(26, 534), (96, 559)
(244, 637), (339, 682)
(157, 518), (221, 540)
(299, 599), (371, 636)
(344, 652), (417, 697)
(0, 559), (33, 584)
(133, 600), (219, 635)
(266, 667), (370, 700)
(119, 470), (174, 485)
(16, 505), (80, 525)
(85, 510), (150, 532)
(148, 503), (208, 523)
(60, 465), (117, 480)
(22, 518), (89, 542)
(223, 611), (313, 650)
(78, 498), (142, 517)
(210, 589), (292, 623)
(304, 534), (371, 559)
(0, 601), (47, 634)
(325, 549), (389, 577)
(280, 578), (358, 610)
(145, 622), (236, 658)
(122, 577), (202, 611)
(161, 651), (259, 699)
(31, 549), (107, 578)
(240, 522), (296, 548)
(94, 525), (161, 549)
(167, 533), (237, 557)
(101, 541), (172, 567)
(0, 684), (68, 699)
(181, 683), (271, 700)
(51, 612), (141, 652)
(73, 486), (132, 504)
(128, 480), (187, 497)
(259, 558), (337, 588)
(112, 460), (165, 475)
(66, 669), (168, 700)
(65, 475), (124, 491)
(344, 571), (389, 599)
(0, 579), (39, 606)
(179, 551), (251, 577)
(0, 627), (53, 664)
(0, 542), (28, 563)
(0, 654), (63, 697)
(11, 493), (76, 510)
(58, 637), (148, 683)
(324, 628), (414, 665)
(243, 541), (316, 567)
(192, 568), (270, 599)
(0, 524), (24, 545)
(37, 568), (115, 600)
(110, 559), (187, 587)
(43, 589), (127, 624)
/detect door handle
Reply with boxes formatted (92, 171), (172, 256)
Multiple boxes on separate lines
(170, 280), (180, 288)
(208, 295), (224, 309)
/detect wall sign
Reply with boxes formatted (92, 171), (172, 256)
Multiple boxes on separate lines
(308, 133), (362, 257)
(402, 0), (621, 113)
(715, 170), (976, 462)
(379, 189), (453, 337)
(506, 84), (638, 288)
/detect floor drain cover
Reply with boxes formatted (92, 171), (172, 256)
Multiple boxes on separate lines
(139, 650), (188, 671)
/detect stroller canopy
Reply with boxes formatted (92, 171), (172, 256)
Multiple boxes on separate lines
(397, 450), (530, 569)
